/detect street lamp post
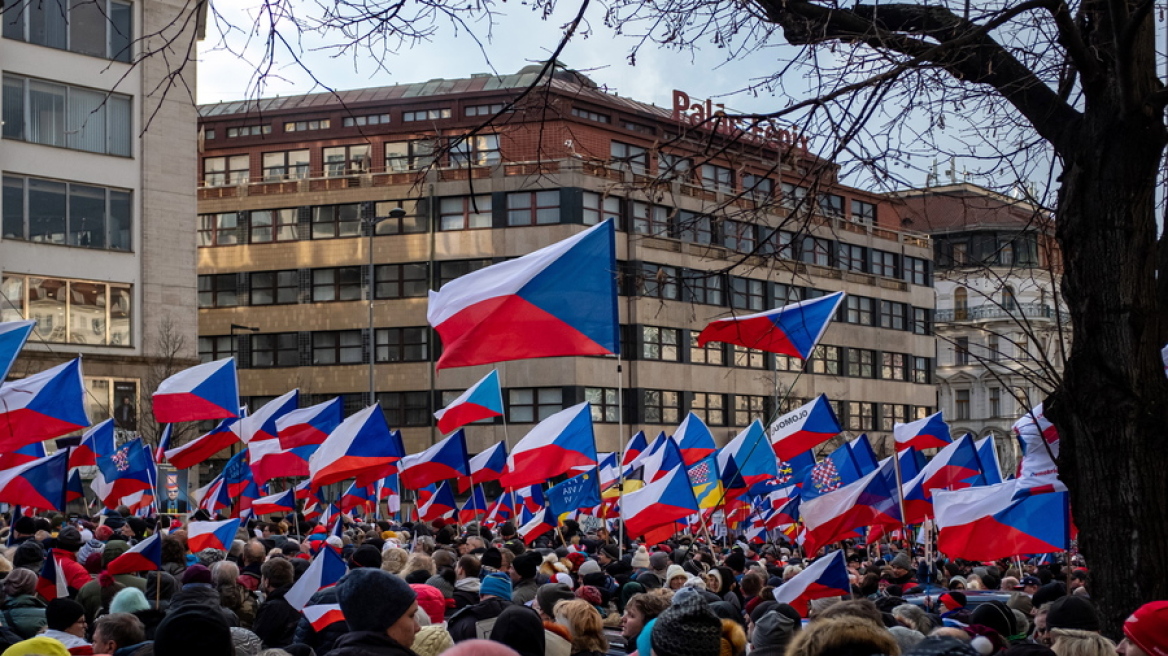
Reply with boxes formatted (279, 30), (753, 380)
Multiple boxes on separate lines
(366, 206), (408, 405)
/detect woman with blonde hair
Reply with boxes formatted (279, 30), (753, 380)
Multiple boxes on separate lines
(1050, 629), (1116, 656)
(553, 598), (609, 656)
(402, 553), (436, 580)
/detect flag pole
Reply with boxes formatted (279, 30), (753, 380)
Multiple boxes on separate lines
(615, 353), (625, 558)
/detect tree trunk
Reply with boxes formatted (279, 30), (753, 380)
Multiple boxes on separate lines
(1047, 102), (1168, 634)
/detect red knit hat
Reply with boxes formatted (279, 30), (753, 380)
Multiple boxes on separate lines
(1125, 601), (1168, 656)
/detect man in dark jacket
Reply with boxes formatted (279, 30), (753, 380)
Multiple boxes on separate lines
(329, 568), (420, 656)
(170, 564), (239, 627)
(448, 572), (514, 642)
(252, 558), (300, 648)
(453, 555), (483, 611)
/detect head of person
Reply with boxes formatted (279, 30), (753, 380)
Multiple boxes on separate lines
(480, 571), (513, 601)
(784, 616), (901, 656)
(554, 599), (608, 654)
(1045, 596), (1102, 633)
(337, 567), (420, 648)
(535, 582), (575, 622)
(211, 560), (240, 587)
(1118, 601), (1168, 656)
(647, 595), (724, 656)
(45, 598), (87, 638)
(511, 551), (541, 582)
(91, 613), (146, 655)
(750, 604), (802, 655)
(490, 605), (546, 656)
(666, 564), (688, 591)
(154, 605), (233, 656)
(622, 591), (672, 643)
(457, 554), (481, 580)
(260, 557), (294, 594)
(1049, 628), (1115, 656)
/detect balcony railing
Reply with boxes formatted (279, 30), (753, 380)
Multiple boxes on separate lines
(936, 303), (1056, 322)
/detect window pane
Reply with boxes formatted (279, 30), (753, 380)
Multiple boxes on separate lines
(107, 95), (131, 156)
(2, 76), (25, 140)
(109, 0), (132, 61)
(3, 176), (24, 239)
(28, 79), (66, 147)
(69, 183), (106, 248)
(28, 178), (67, 244)
(68, 0), (107, 57)
(29, 0), (67, 48)
(108, 189), (131, 250)
(66, 86), (105, 153)
(67, 280), (106, 344)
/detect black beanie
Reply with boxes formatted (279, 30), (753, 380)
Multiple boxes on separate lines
(970, 600), (1016, 637)
(45, 598), (85, 631)
(1031, 581), (1066, 609)
(154, 605), (233, 656)
(1045, 596), (1102, 631)
(491, 605), (546, 656)
(350, 544), (382, 569)
(513, 550), (542, 579)
(905, 637), (982, 656)
(337, 568), (417, 632)
(481, 547), (503, 569)
(12, 516), (35, 535)
(725, 551), (746, 572)
(651, 594), (723, 656)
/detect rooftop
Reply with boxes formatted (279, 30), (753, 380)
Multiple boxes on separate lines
(895, 183), (1053, 233)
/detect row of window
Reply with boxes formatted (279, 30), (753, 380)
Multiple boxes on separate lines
(934, 231), (1042, 269)
(2, 174), (132, 250)
(951, 334), (1033, 366)
(199, 327), (428, 368)
(2, 0), (133, 62)
(1, 273), (132, 346)
(950, 386), (1035, 421)
(2, 74), (133, 157)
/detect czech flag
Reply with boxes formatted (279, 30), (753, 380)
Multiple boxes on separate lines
(250, 437), (315, 486)
(975, 436), (1003, 485)
(894, 411), (952, 452)
(37, 553), (70, 601)
(717, 420), (779, 492)
(515, 484), (545, 513)
(435, 370), (504, 433)
(483, 492), (515, 526)
(673, 413), (716, 466)
(462, 441), (507, 492)
(70, 419), (114, 469)
(772, 550), (850, 616)
(459, 485), (489, 523)
(106, 532), (163, 575)
(0, 320), (35, 381)
(303, 604), (345, 633)
(0, 450), (68, 510)
(769, 395), (842, 462)
(427, 219), (619, 370)
(501, 402), (597, 489)
(310, 405), (403, 488)
(251, 488), (297, 516)
(285, 547), (347, 611)
(193, 474), (231, 513)
(849, 434), (880, 474)
(622, 431), (648, 467)
(65, 467), (84, 505)
(0, 359), (89, 450)
(696, 291), (844, 359)
(400, 430), (470, 489)
(519, 507), (557, 544)
(769, 486), (802, 526)
(166, 415), (245, 470)
(154, 424), (173, 464)
(0, 441), (45, 470)
(801, 466), (899, 555)
(241, 389), (299, 443)
(152, 358), (240, 424)
(277, 397), (343, 449)
(637, 435), (685, 483)
(418, 482), (457, 522)
(935, 480), (1069, 560)
(622, 466), (699, 539)
(902, 435), (984, 524)
(187, 519), (241, 552)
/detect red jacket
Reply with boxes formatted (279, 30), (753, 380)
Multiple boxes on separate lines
(51, 549), (93, 593)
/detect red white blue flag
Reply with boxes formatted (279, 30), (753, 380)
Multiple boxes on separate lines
(285, 547), (347, 611)
(462, 441), (507, 492)
(0, 320), (35, 381)
(187, 519), (241, 552)
(241, 389), (299, 443)
(249, 436), (316, 486)
(0, 450), (69, 510)
(696, 292), (844, 359)
(106, 532), (163, 575)
(251, 488), (298, 516)
(673, 412), (716, 466)
(399, 430), (470, 489)
(309, 405), (403, 487)
(152, 358), (240, 423)
(894, 411), (953, 452)
(501, 402), (597, 488)
(427, 220), (619, 369)
(434, 370), (504, 434)
(768, 394), (842, 462)
(772, 550), (850, 616)
(935, 480), (1069, 559)
(0, 359), (89, 450)
(277, 397), (343, 449)
(165, 411), (246, 470)
(621, 466), (698, 539)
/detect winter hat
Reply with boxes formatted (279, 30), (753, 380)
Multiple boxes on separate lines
(182, 563), (213, 585)
(110, 587), (151, 614)
(350, 544), (382, 569)
(651, 594), (724, 656)
(536, 582), (575, 616)
(154, 604), (234, 656)
(381, 547), (410, 574)
(575, 585), (602, 607)
(481, 571), (513, 600)
(890, 552), (912, 571)
(578, 559), (601, 577)
(55, 526), (83, 552)
(904, 637), (981, 656)
(3, 568), (36, 597)
(724, 552), (746, 573)
(481, 547), (503, 569)
(45, 598), (85, 632)
(1007, 591), (1033, 615)
(425, 574), (455, 600)
(338, 568), (418, 632)
(12, 541), (44, 571)
(512, 550), (542, 579)
(650, 551), (671, 571)
(1, 637), (70, 656)
(94, 525), (115, 542)
(196, 547), (227, 567)
(77, 538), (105, 566)
(566, 552), (587, 572)
(490, 605), (546, 656)
(751, 607), (801, 650)
(1046, 595), (1102, 631)
(411, 584), (448, 625)
(631, 546), (650, 569)
(413, 625), (455, 656)
(666, 564), (687, 584)
(1124, 601), (1168, 656)
(969, 600), (1016, 637)
(1031, 582), (1067, 608)
(12, 516), (35, 535)
(890, 626), (927, 652)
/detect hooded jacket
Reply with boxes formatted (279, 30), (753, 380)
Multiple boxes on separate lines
(329, 631), (419, 656)
(447, 597), (512, 642)
(170, 583), (239, 627)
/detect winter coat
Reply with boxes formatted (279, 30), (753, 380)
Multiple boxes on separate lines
(0, 593), (46, 639)
(511, 578), (539, 606)
(75, 574), (146, 624)
(329, 631), (419, 656)
(219, 582), (259, 629)
(49, 549), (92, 593)
(452, 578), (481, 611)
(447, 597), (512, 643)
(170, 584), (239, 627)
(292, 587), (347, 655)
(252, 585), (300, 648)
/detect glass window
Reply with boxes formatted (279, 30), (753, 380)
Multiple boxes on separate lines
(800, 236), (832, 266)
(283, 119), (331, 132)
(437, 259), (493, 287)
(4, 0), (132, 61)
(311, 204), (361, 239)
(199, 336), (232, 363)
(262, 150), (310, 181)
(643, 389), (680, 424)
(881, 403), (908, 431)
(681, 270), (724, 306)
(772, 283), (801, 307)
(585, 387), (620, 423)
(742, 174), (774, 200)
(250, 270), (298, 306)
(3, 75), (132, 155)
(810, 345), (841, 375)
(955, 390), (971, 420)
(312, 330), (363, 365)
(375, 327), (428, 362)
(641, 326), (680, 361)
(249, 208), (298, 243)
(451, 134), (501, 166)
(506, 190), (559, 226)
(732, 345), (766, 369)
(871, 250), (898, 277)
(581, 192), (620, 226)
(571, 107), (610, 123)
(689, 332), (724, 365)
(881, 352), (906, 380)
(377, 391), (431, 427)
(631, 202), (670, 237)
(322, 144), (371, 176)
(851, 199), (876, 224)
(3, 274), (130, 346)
(677, 211), (713, 245)
(3, 175), (130, 251)
(847, 401), (876, 431)
(880, 301), (906, 330)
(28, 177), (67, 244)
(251, 333), (299, 368)
(734, 395), (766, 426)
(691, 392), (725, 426)
(837, 243), (866, 272)
(730, 277), (765, 311)
(2, 176), (23, 239)
(384, 140), (437, 171)
(197, 274), (238, 308)
(819, 194), (844, 217)
(402, 108), (452, 122)
(372, 200), (427, 234)
(911, 356), (930, 384)
(374, 263), (428, 299)
(311, 267), (362, 303)
(198, 212), (238, 247)
(846, 348), (875, 378)
(508, 388), (563, 423)
(439, 195), (492, 231)
(701, 164), (733, 193)
(466, 104), (505, 117)
(203, 155), (249, 187)
(955, 337), (971, 365)
(342, 113), (390, 126)
(845, 296), (874, 325)
(658, 153), (691, 180)
(904, 256), (930, 286)
(724, 220), (756, 253)
(780, 183), (807, 210)
(610, 141), (648, 174)
(639, 264), (678, 300)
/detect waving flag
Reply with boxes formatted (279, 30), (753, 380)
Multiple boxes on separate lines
(249, 437), (315, 486)
(770, 486), (802, 526)
(514, 484), (545, 514)
(894, 411), (952, 452)
(106, 532), (163, 575)
(187, 519), (241, 552)
(0, 450), (68, 510)
(718, 420), (779, 492)
(778, 451), (816, 486)
(303, 604), (345, 633)
(0, 320), (35, 381)
(153, 358), (240, 423)
(0, 441), (45, 470)
(400, 430), (470, 488)
(310, 405), (403, 487)
(459, 485), (489, 523)
(285, 547), (347, 611)
(935, 480), (1069, 560)
(547, 468), (601, 518)
(769, 395), (841, 461)
(519, 506), (557, 543)
(483, 491), (516, 526)
(65, 467), (84, 504)
(697, 292), (844, 359)
(674, 413), (716, 465)
(193, 474), (231, 513)
(0, 359), (89, 450)
(417, 482), (457, 523)
(501, 402), (597, 488)
(97, 438), (155, 499)
(277, 397), (343, 448)
(70, 419), (114, 469)
(801, 442), (863, 501)
(340, 481), (377, 514)
(688, 455), (723, 509)
(154, 424), (173, 464)
(801, 465), (899, 554)
(849, 434), (880, 475)
(975, 436), (1003, 485)
(1013, 402), (1060, 448)
(622, 466), (698, 538)
(166, 415), (245, 470)
(623, 431), (648, 467)
(37, 552), (70, 601)
(773, 550), (850, 616)
(241, 389), (299, 443)
(902, 435), (985, 524)
(251, 488), (297, 516)
(428, 220), (619, 370)
(462, 441), (507, 492)
(638, 434), (686, 483)
(435, 370), (504, 433)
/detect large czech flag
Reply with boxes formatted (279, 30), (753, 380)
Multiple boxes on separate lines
(193, 474), (231, 513)
(187, 519), (241, 552)
(0, 450), (68, 510)
(399, 430), (470, 489)
(285, 547), (347, 611)
(717, 420), (779, 492)
(769, 394), (842, 462)
(241, 389), (299, 443)
(435, 370), (504, 433)
(519, 506), (557, 544)
(501, 402), (597, 489)
(902, 435), (984, 524)
(310, 405), (403, 487)
(165, 416), (244, 470)
(249, 437), (315, 486)
(673, 413), (716, 466)
(0, 359), (89, 450)
(772, 550), (850, 616)
(277, 397), (343, 449)
(0, 320), (35, 381)
(251, 488), (297, 516)
(975, 436), (1004, 485)
(801, 465), (899, 555)
(0, 441), (45, 470)
(894, 411), (952, 452)
(106, 532), (162, 575)
(696, 292), (844, 359)
(70, 419), (114, 469)
(153, 358), (240, 424)
(935, 480), (1069, 560)
(459, 485), (489, 523)
(462, 441), (507, 492)
(427, 219), (619, 370)
(622, 465), (699, 539)
(417, 481), (457, 523)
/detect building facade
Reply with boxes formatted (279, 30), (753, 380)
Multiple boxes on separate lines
(195, 66), (938, 458)
(0, 0), (201, 442)
(899, 183), (1066, 470)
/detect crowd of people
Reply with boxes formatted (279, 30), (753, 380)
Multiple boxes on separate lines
(0, 510), (1161, 656)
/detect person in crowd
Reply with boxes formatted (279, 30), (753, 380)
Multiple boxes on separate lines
(153, 604), (234, 656)
(90, 613), (147, 656)
(1117, 601), (1168, 656)
(1049, 629), (1114, 656)
(75, 541), (145, 624)
(748, 603), (802, 656)
(448, 571), (514, 642)
(509, 551), (543, 606)
(329, 568), (420, 656)
(621, 591), (671, 654)
(212, 560), (258, 629)
(453, 555), (482, 611)
(647, 595), (724, 656)
(490, 606), (546, 656)
(169, 564), (239, 627)
(1, 569), (46, 639)
(251, 558), (299, 649)
(552, 599), (608, 656)
(37, 598), (90, 654)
